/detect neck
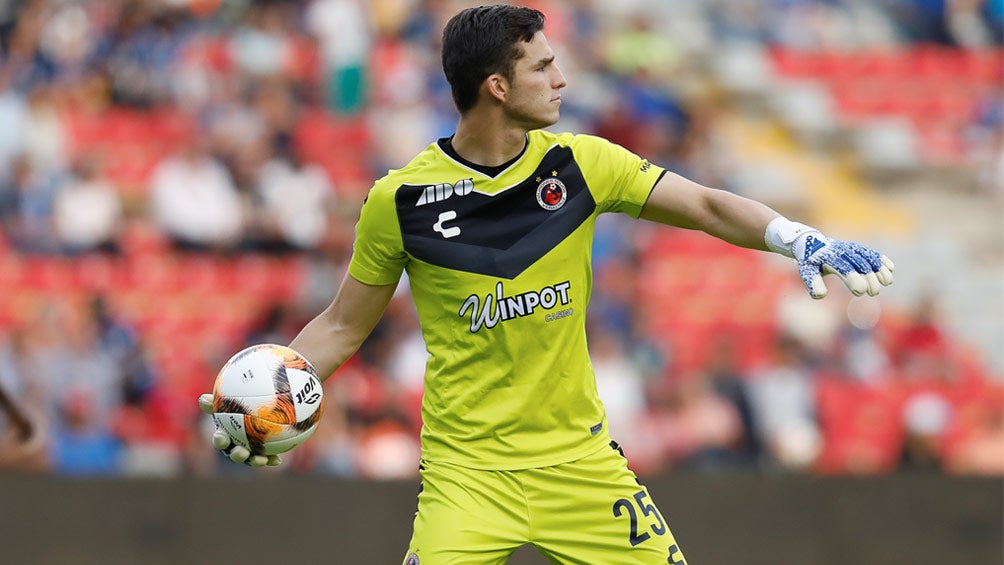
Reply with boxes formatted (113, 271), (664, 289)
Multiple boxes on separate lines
(452, 109), (529, 167)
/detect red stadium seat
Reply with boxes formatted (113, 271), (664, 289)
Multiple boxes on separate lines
(916, 123), (966, 166)
(198, 35), (233, 73)
(293, 111), (372, 186)
(285, 36), (321, 85)
(961, 48), (1004, 86)
(910, 44), (963, 80)
(816, 378), (905, 475)
(770, 48), (824, 78)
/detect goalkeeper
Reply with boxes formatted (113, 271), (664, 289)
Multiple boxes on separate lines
(199, 4), (894, 563)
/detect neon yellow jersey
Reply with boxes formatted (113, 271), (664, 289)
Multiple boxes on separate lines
(348, 130), (665, 470)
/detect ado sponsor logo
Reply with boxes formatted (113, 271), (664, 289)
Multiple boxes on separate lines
(415, 179), (474, 206)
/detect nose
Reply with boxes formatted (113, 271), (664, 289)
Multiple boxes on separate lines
(553, 65), (567, 89)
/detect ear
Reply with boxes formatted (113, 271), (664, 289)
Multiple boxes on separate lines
(485, 73), (508, 104)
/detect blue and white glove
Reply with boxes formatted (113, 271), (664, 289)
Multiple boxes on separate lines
(198, 393), (282, 467)
(766, 217), (895, 299)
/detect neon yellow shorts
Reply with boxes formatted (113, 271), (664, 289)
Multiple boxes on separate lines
(402, 442), (687, 564)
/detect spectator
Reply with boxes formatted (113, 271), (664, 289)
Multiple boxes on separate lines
(0, 388), (48, 472)
(21, 84), (69, 176)
(53, 155), (124, 255)
(307, 380), (358, 477)
(0, 154), (60, 254)
(48, 389), (121, 475)
(242, 303), (306, 348)
(0, 0), (59, 94)
(101, 4), (191, 108)
(0, 70), (28, 184)
(944, 401), (1004, 476)
(946, 0), (997, 46)
(701, 335), (763, 468)
(987, 0), (1004, 42)
(254, 146), (335, 253)
(891, 293), (953, 382)
(382, 297), (428, 428)
(590, 323), (648, 445)
(47, 300), (124, 431)
(899, 390), (953, 472)
(354, 416), (421, 480)
(0, 331), (49, 472)
(149, 134), (246, 252)
(659, 371), (745, 472)
(88, 296), (156, 408)
(228, 3), (295, 80)
(306, 0), (371, 114)
(878, 1), (943, 44)
(45, 297), (155, 476)
(834, 297), (892, 385)
(748, 334), (822, 471)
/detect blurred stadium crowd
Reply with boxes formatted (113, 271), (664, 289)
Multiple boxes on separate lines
(0, 0), (1001, 479)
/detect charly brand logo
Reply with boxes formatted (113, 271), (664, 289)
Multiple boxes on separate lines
(416, 179), (474, 206)
(535, 177), (567, 211)
(459, 281), (573, 333)
(432, 210), (461, 238)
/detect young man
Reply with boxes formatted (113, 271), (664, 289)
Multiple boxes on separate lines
(199, 5), (895, 563)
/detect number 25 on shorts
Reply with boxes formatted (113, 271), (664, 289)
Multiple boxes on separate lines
(612, 489), (687, 564)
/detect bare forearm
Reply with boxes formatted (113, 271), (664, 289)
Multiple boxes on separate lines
(684, 188), (779, 251)
(640, 172), (781, 251)
(288, 274), (397, 382)
(288, 314), (362, 382)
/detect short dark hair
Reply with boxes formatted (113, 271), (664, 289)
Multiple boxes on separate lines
(441, 5), (546, 114)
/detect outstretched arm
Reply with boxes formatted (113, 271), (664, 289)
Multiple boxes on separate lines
(199, 272), (398, 466)
(640, 171), (894, 299)
(640, 171), (779, 251)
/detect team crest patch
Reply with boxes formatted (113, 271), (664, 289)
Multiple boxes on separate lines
(405, 553), (420, 565)
(536, 177), (567, 211)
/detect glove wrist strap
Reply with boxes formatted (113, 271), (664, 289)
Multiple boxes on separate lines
(765, 217), (821, 259)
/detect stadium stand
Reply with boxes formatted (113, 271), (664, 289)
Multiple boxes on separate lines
(0, 0), (1000, 478)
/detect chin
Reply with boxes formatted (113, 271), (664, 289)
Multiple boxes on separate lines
(509, 106), (560, 130)
(530, 113), (560, 130)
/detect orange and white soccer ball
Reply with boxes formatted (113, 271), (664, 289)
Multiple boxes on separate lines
(212, 344), (324, 456)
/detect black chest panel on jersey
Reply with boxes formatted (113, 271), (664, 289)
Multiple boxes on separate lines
(395, 146), (595, 279)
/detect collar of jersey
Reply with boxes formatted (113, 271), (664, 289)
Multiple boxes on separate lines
(434, 133), (531, 179)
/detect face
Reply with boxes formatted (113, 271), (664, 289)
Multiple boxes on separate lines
(501, 31), (567, 130)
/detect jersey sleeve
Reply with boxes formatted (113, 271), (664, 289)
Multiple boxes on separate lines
(347, 185), (408, 286)
(572, 134), (666, 218)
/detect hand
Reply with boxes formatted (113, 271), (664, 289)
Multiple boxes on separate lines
(0, 418), (49, 472)
(198, 394), (282, 468)
(794, 233), (895, 299)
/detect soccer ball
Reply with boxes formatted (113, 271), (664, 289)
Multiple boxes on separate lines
(211, 344), (324, 456)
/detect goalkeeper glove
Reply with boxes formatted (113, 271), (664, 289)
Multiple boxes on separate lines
(765, 217), (895, 299)
(198, 393), (282, 467)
